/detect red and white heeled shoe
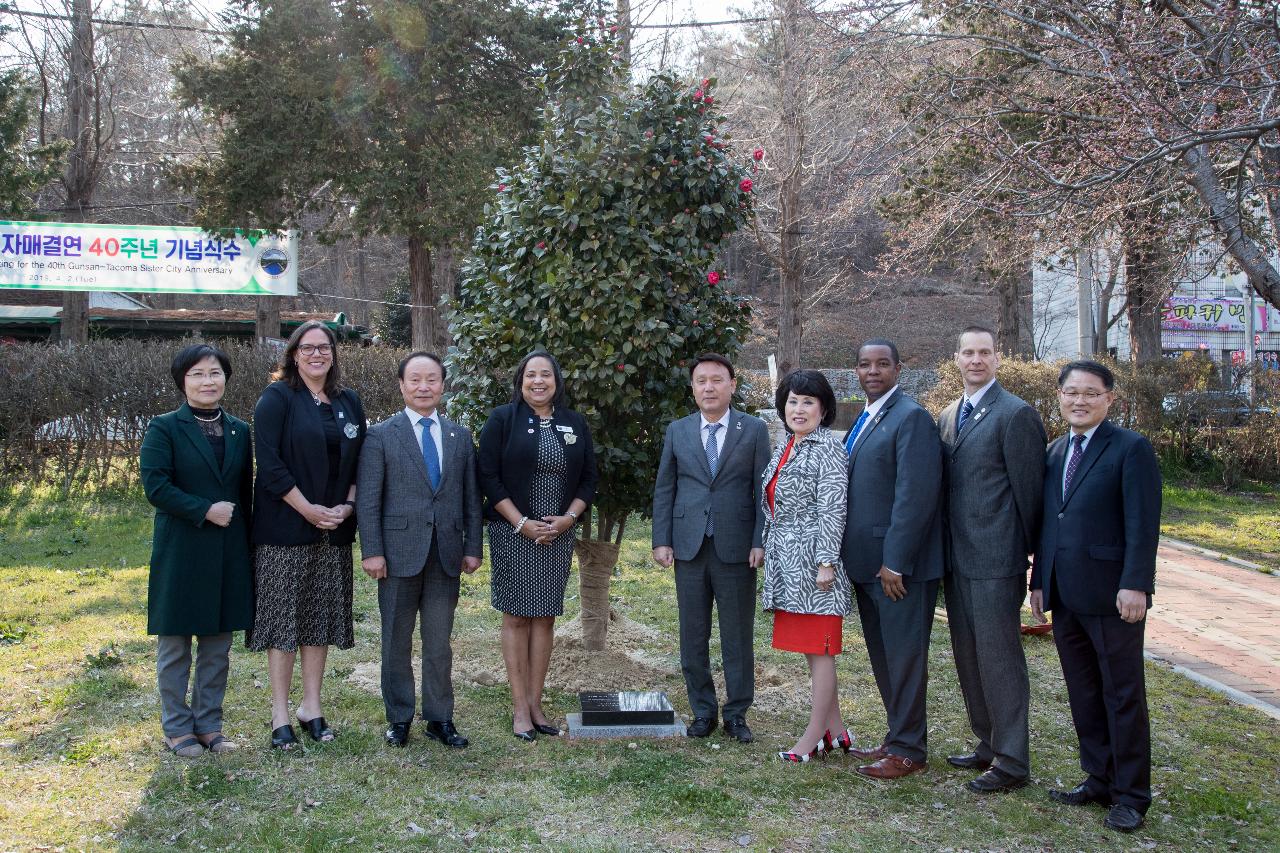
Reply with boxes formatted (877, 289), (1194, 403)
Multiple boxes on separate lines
(824, 729), (854, 754)
(777, 741), (826, 763)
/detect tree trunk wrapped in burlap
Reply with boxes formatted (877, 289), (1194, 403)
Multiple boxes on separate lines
(574, 538), (619, 651)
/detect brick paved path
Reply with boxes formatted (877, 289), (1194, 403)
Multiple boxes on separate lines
(1146, 540), (1280, 716)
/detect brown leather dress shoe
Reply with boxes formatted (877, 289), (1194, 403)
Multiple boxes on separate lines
(849, 742), (888, 762)
(856, 753), (927, 779)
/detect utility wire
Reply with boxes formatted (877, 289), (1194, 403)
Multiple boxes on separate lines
(0, 7), (224, 35)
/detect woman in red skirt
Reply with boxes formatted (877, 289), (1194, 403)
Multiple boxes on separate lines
(761, 370), (853, 762)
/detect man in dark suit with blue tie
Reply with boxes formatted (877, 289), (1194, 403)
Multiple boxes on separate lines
(652, 353), (771, 743)
(1030, 360), (1161, 833)
(357, 352), (483, 749)
(841, 339), (945, 779)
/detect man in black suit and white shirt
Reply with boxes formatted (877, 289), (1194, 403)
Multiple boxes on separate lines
(937, 326), (1047, 793)
(841, 339), (945, 779)
(1030, 360), (1161, 833)
(652, 353), (771, 743)
(357, 352), (483, 749)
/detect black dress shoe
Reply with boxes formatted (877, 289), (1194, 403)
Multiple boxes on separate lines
(385, 721), (411, 747)
(1048, 783), (1110, 807)
(1104, 804), (1144, 832)
(687, 716), (717, 738)
(424, 719), (468, 748)
(513, 729), (537, 742)
(723, 717), (754, 743)
(532, 722), (560, 736)
(966, 767), (1028, 794)
(947, 752), (992, 770)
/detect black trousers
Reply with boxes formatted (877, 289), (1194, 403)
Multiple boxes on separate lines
(854, 578), (939, 763)
(1052, 601), (1151, 813)
(674, 536), (756, 721)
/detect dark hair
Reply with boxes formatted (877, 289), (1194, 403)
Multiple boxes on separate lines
(859, 338), (901, 365)
(171, 343), (232, 391)
(1058, 359), (1114, 391)
(775, 369), (838, 431)
(399, 351), (446, 382)
(510, 350), (567, 408)
(689, 352), (735, 379)
(273, 320), (342, 396)
(956, 325), (997, 351)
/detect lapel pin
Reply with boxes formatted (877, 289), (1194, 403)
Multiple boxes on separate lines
(735, 420), (742, 430)
(450, 431), (455, 437)
(343, 422), (359, 439)
(528, 428), (535, 433)
(338, 411), (344, 419)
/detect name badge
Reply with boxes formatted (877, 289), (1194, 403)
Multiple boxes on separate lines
(343, 422), (359, 439)
(555, 424), (574, 433)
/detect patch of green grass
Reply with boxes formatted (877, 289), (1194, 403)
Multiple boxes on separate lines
(1162, 481), (1280, 569)
(0, 487), (1277, 851)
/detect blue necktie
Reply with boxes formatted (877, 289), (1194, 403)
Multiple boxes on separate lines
(957, 399), (974, 434)
(843, 410), (870, 456)
(421, 417), (441, 491)
(705, 423), (721, 536)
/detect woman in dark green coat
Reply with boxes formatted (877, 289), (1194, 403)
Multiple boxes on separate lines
(140, 343), (254, 757)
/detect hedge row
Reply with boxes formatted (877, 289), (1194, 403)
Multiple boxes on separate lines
(1, 342), (1276, 492)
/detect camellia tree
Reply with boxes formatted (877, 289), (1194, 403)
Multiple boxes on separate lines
(448, 24), (759, 649)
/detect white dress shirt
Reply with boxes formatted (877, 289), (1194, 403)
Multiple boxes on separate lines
(406, 407), (444, 478)
(963, 378), (997, 412)
(700, 411), (729, 458)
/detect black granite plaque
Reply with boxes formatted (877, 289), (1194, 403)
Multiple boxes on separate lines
(579, 691), (676, 726)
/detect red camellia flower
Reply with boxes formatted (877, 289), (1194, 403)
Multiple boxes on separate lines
(498, 183), (506, 191)
(704, 134), (714, 143)
(707, 271), (720, 285)
(693, 89), (703, 101)
(753, 148), (764, 161)
(576, 36), (584, 44)
(702, 78), (710, 88)
(616, 363), (625, 371)
(740, 178), (754, 193)
(537, 241), (546, 250)
(610, 24), (618, 33)
(704, 96), (714, 106)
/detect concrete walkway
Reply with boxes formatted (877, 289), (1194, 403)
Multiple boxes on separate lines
(1145, 538), (1280, 719)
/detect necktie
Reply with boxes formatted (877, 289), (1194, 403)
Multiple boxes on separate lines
(957, 399), (974, 434)
(1063, 433), (1085, 497)
(421, 417), (441, 491)
(843, 409), (870, 456)
(705, 423), (721, 536)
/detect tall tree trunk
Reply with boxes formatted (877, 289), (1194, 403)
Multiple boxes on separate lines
(408, 236), (436, 351)
(616, 0), (631, 67)
(994, 257), (1033, 356)
(432, 244), (456, 353)
(59, 0), (95, 346)
(1123, 208), (1169, 430)
(776, 0), (804, 375)
(1260, 139), (1280, 252)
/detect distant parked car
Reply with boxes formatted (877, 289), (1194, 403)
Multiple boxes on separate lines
(1162, 391), (1272, 425)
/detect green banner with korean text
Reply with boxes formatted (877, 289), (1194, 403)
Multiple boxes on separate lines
(0, 221), (297, 296)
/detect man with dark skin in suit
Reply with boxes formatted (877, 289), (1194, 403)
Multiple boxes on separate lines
(1030, 360), (1160, 833)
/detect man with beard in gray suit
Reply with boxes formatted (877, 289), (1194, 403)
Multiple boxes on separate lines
(937, 326), (1047, 793)
(357, 352), (482, 749)
(652, 353), (771, 743)
(841, 339), (944, 779)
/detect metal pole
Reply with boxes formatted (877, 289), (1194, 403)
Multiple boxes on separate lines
(1076, 249), (1094, 357)
(1245, 285), (1257, 404)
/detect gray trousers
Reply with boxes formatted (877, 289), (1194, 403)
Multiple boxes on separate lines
(944, 572), (1031, 777)
(156, 633), (233, 737)
(378, 542), (460, 724)
(854, 579), (939, 763)
(674, 536), (756, 721)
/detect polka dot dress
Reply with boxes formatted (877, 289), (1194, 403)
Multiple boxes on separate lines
(489, 421), (574, 617)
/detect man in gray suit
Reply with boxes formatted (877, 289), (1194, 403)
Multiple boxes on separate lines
(652, 353), (771, 743)
(357, 352), (482, 748)
(841, 339), (944, 779)
(938, 326), (1047, 793)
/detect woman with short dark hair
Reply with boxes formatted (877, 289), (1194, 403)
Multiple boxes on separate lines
(762, 369), (852, 762)
(141, 343), (253, 756)
(248, 320), (366, 750)
(477, 350), (598, 740)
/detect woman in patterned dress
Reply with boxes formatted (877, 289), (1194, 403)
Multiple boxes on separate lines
(478, 351), (598, 740)
(761, 369), (852, 762)
(248, 321), (366, 750)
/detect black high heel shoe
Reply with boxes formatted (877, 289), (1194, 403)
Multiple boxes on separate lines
(270, 724), (298, 751)
(532, 722), (560, 736)
(297, 714), (335, 742)
(513, 729), (537, 742)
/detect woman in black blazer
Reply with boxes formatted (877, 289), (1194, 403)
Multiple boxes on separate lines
(478, 350), (598, 740)
(249, 320), (366, 750)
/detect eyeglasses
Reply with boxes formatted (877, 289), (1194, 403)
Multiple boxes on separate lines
(298, 344), (333, 356)
(1058, 389), (1108, 401)
(186, 370), (225, 381)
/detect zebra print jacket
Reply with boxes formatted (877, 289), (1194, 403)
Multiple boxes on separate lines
(760, 426), (851, 616)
